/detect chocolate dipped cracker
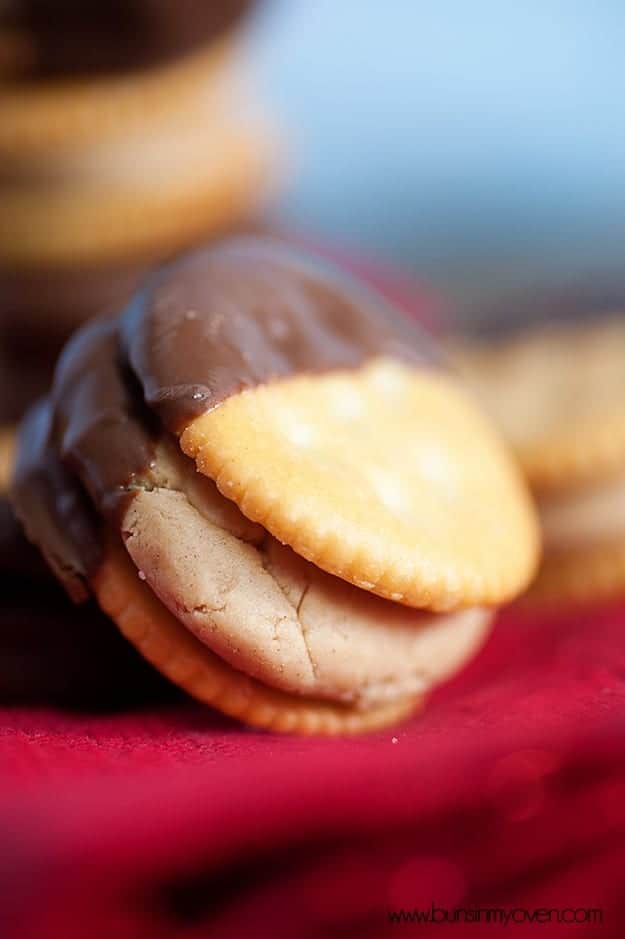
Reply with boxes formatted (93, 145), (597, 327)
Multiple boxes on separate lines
(12, 238), (539, 734)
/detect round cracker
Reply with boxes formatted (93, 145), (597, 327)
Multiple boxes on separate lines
(450, 319), (625, 493)
(526, 538), (625, 607)
(0, 38), (233, 155)
(0, 121), (273, 267)
(93, 537), (422, 735)
(180, 358), (540, 611)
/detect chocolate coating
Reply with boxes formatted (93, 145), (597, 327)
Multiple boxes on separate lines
(11, 398), (102, 601)
(53, 317), (157, 521)
(123, 237), (438, 434)
(12, 318), (159, 598)
(2, 0), (251, 79)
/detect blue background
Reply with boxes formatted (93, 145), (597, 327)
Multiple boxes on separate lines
(248, 1), (625, 315)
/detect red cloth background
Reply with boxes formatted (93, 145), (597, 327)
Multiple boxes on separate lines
(2, 253), (623, 936)
(2, 600), (625, 937)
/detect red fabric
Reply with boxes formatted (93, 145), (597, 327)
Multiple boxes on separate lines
(2, 600), (625, 937)
(2, 259), (621, 936)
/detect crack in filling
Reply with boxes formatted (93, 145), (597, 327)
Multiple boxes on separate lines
(120, 459), (323, 689)
(263, 558), (318, 681)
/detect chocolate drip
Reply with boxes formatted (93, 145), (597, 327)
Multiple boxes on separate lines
(11, 398), (102, 601)
(123, 237), (438, 433)
(52, 317), (158, 522)
(12, 318), (159, 598)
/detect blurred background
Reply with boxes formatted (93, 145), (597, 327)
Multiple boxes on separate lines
(248, 0), (625, 323)
(2, 0), (624, 424)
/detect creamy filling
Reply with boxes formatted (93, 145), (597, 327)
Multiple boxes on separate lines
(120, 440), (493, 707)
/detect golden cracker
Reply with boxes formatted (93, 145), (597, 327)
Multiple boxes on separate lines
(180, 358), (540, 612)
(0, 39), (233, 155)
(92, 537), (421, 735)
(0, 123), (273, 266)
(526, 538), (625, 607)
(450, 319), (625, 493)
